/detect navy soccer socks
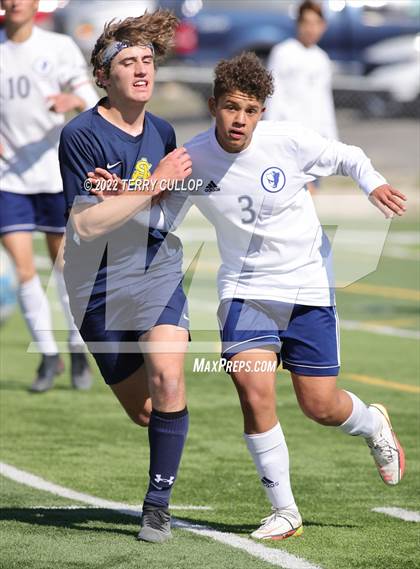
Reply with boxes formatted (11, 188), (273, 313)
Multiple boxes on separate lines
(143, 407), (189, 509)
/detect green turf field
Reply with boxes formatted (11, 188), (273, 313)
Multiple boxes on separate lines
(1, 214), (419, 569)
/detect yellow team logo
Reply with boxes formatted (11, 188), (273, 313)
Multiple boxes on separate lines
(131, 157), (152, 182)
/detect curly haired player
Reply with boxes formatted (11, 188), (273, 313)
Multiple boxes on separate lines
(158, 52), (406, 540)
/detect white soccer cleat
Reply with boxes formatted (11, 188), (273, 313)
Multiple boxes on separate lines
(365, 404), (405, 486)
(250, 508), (303, 541)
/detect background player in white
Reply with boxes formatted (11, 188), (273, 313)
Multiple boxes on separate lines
(265, 1), (337, 193)
(0, 0), (98, 391)
(107, 51), (407, 541)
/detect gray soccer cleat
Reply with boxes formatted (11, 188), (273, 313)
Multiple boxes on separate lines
(29, 354), (64, 393)
(137, 505), (172, 543)
(70, 350), (92, 390)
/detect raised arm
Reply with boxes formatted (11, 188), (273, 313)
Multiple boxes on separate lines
(298, 127), (407, 217)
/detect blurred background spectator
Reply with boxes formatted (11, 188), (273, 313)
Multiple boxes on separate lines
(264, 1), (337, 193)
(3, 1), (414, 118)
(159, 0), (420, 119)
(264, 1), (338, 142)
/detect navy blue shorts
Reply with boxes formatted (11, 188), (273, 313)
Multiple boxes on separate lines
(71, 281), (189, 385)
(0, 190), (66, 235)
(218, 299), (340, 377)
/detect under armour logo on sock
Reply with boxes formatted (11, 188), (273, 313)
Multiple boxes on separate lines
(154, 474), (175, 486)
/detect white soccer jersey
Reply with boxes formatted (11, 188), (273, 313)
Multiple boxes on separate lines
(160, 121), (386, 307)
(0, 26), (98, 194)
(264, 38), (337, 140)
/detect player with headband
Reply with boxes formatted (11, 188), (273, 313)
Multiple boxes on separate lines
(59, 10), (192, 543)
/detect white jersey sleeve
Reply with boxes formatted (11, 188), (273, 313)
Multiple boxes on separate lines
(56, 35), (98, 109)
(159, 189), (194, 231)
(133, 190), (193, 232)
(295, 126), (387, 194)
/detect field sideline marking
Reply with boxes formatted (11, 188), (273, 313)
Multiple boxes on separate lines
(343, 373), (420, 394)
(190, 299), (419, 341)
(0, 462), (323, 569)
(0, 462), (210, 512)
(32, 264), (420, 341)
(35, 253), (419, 302)
(372, 508), (420, 522)
(340, 319), (419, 340)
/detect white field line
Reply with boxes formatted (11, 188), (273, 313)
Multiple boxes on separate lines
(372, 507), (420, 522)
(35, 252), (419, 342)
(384, 247), (418, 261)
(341, 320), (419, 340)
(26, 301), (420, 344)
(29, 505), (136, 511)
(0, 462), (323, 569)
(190, 300), (420, 341)
(0, 463), (210, 512)
(32, 231), (419, 343)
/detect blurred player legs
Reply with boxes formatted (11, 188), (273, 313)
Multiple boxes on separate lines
(0, 0), (98, 391)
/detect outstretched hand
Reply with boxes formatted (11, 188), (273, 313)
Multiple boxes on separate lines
(369, 184), (407, 218)
(87, 168), (125, 201)
(153, 147), (192, 189)
(86, 146), (192, 202)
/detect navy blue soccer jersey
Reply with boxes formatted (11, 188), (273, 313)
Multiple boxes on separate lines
(59, 100), (181, 304)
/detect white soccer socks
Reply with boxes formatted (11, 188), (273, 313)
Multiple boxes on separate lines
(18, 275), (58, 355)
(244, 422), (297, 510)
(53, 268), (84, 348)
(339, 390), (382, 437)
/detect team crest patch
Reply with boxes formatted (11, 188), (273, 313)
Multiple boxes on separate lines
(131, 157), (152, 181)
(33, 57), (53, 76)
(261, 167), (286, 193)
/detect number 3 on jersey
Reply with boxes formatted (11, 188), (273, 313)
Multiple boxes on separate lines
(238, 195), (256, 224)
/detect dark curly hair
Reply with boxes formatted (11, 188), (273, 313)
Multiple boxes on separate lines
(91, 9), (178, 86)
(213, 52), (274, 104)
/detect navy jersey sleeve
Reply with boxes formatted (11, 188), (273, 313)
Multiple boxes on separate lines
(59, 116), (99, 212)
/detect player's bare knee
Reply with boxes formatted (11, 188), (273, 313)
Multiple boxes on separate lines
(149, 371), (183, 402)
(239, 388), (274, 416)
(16, 267), (36, 284)
(299, 400), (337, 425)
